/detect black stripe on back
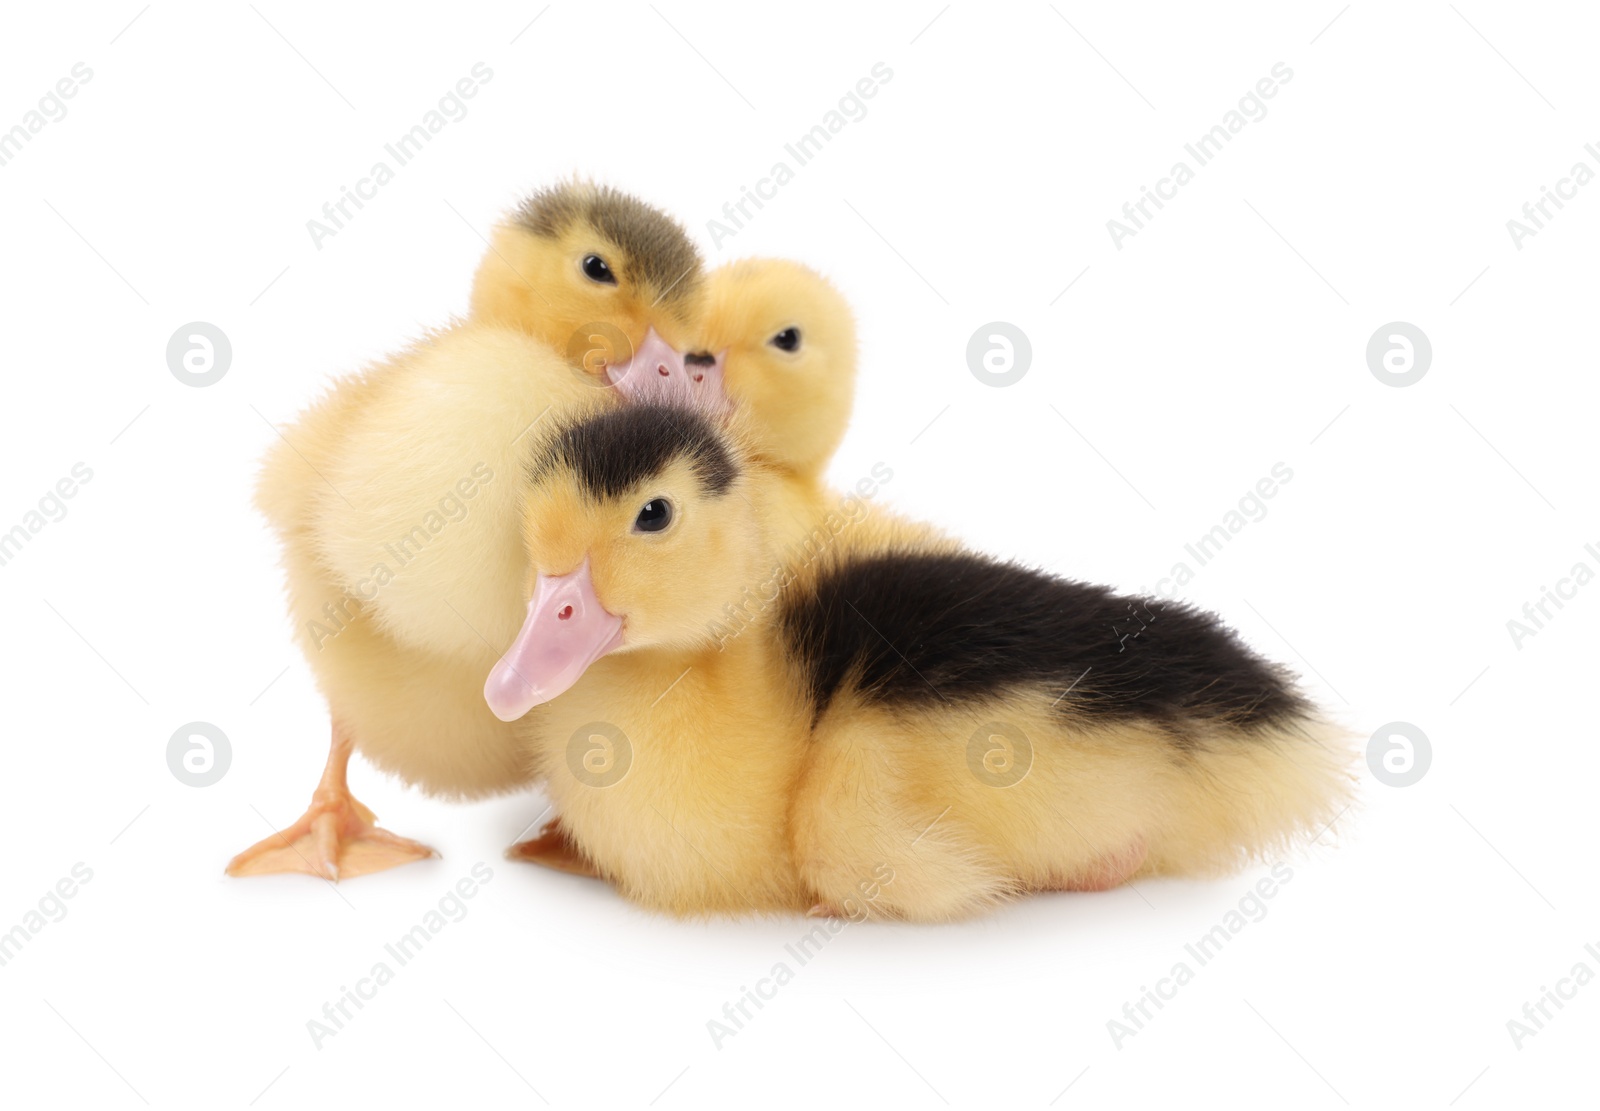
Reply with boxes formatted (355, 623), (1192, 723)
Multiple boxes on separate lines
(533, 404), (736, 500)
(780, 550), (1308, 734)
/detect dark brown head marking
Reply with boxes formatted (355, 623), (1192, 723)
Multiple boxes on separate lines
(514, 183), (703, 311)
(533, 403), (737, 501)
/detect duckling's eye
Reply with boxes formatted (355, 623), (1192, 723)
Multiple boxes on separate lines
(770, 327), (801, 352)
(582, 254), (616, 285)
(634, 498), (673, 533)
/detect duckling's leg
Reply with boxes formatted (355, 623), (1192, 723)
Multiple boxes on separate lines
(1046, 837), (1147, 893)
(226, 725), (436, 880)
(796, 805), (1012, 922)
(792, 720), (1014, 923)
(505, 817), (601, 878)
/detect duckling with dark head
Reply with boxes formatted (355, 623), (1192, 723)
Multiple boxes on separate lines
(496, 402), (1355, 920)
(233, 184), (725, 881)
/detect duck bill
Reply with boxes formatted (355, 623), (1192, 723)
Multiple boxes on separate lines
(484, 560), (623, 722)
(605, 326), (729, 412)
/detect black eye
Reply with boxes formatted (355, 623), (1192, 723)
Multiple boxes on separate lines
(582, 254), (616, 284)
(634, 498), (672, 533)
(770, 327), (801, 352)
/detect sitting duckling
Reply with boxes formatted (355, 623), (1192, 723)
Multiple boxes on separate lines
(231, 183), (712, 880)
(493, 404), (1355, 920)
(502, 256), (862, 873)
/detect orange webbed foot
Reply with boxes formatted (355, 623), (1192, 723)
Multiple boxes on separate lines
(227, 789), (436, 881)
(506, 817), (601, 878)
(227, 724), (436, 882)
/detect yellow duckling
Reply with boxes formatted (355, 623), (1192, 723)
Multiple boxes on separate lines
(494, 404), (1355, 921)
(231, 183), (713, 880)
(501, 256), (864, 873)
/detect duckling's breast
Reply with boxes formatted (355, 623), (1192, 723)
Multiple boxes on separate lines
(315, 326), (608, 658)
(525, 647), (812, 915)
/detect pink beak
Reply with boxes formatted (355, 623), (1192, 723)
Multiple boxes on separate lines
(484, 560), (624, 722)
(605, 327), (728, 412)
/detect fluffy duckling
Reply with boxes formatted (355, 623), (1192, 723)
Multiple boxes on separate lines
(697, 259), (856, 482)
(231, 183), (713, 881)
(502, 257), (862, 871)
(493, 405), (1355, 921)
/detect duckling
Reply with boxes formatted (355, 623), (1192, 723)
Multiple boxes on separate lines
(694, 257), (860, 557)
(230, 183), (712, 881)
(500, 257), (862, 871)
(697, 258), (857, 481)
(493, 404), (1355, 921)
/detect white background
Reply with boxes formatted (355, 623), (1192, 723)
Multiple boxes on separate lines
(0, 2), (1595, 1108)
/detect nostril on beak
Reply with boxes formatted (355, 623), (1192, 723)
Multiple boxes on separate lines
(558, 605), (573, 621)
(657, 364), (670, 377)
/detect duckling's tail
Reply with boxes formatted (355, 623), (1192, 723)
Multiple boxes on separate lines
(1146, 713), (1359, 877)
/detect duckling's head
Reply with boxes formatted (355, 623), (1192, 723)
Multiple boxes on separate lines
(692, 259), (858, 478)
(485, 404), (764, 721)
(469, 181), (713, 402)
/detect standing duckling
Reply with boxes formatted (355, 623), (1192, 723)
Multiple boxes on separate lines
(231, 183), (711, 881)
(492, 405), (1355, 920)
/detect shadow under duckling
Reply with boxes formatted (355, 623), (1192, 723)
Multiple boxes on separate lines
(493, 404), (1357, 921)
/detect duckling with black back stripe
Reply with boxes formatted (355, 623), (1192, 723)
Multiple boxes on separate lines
(491, 403), (1356, 921)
